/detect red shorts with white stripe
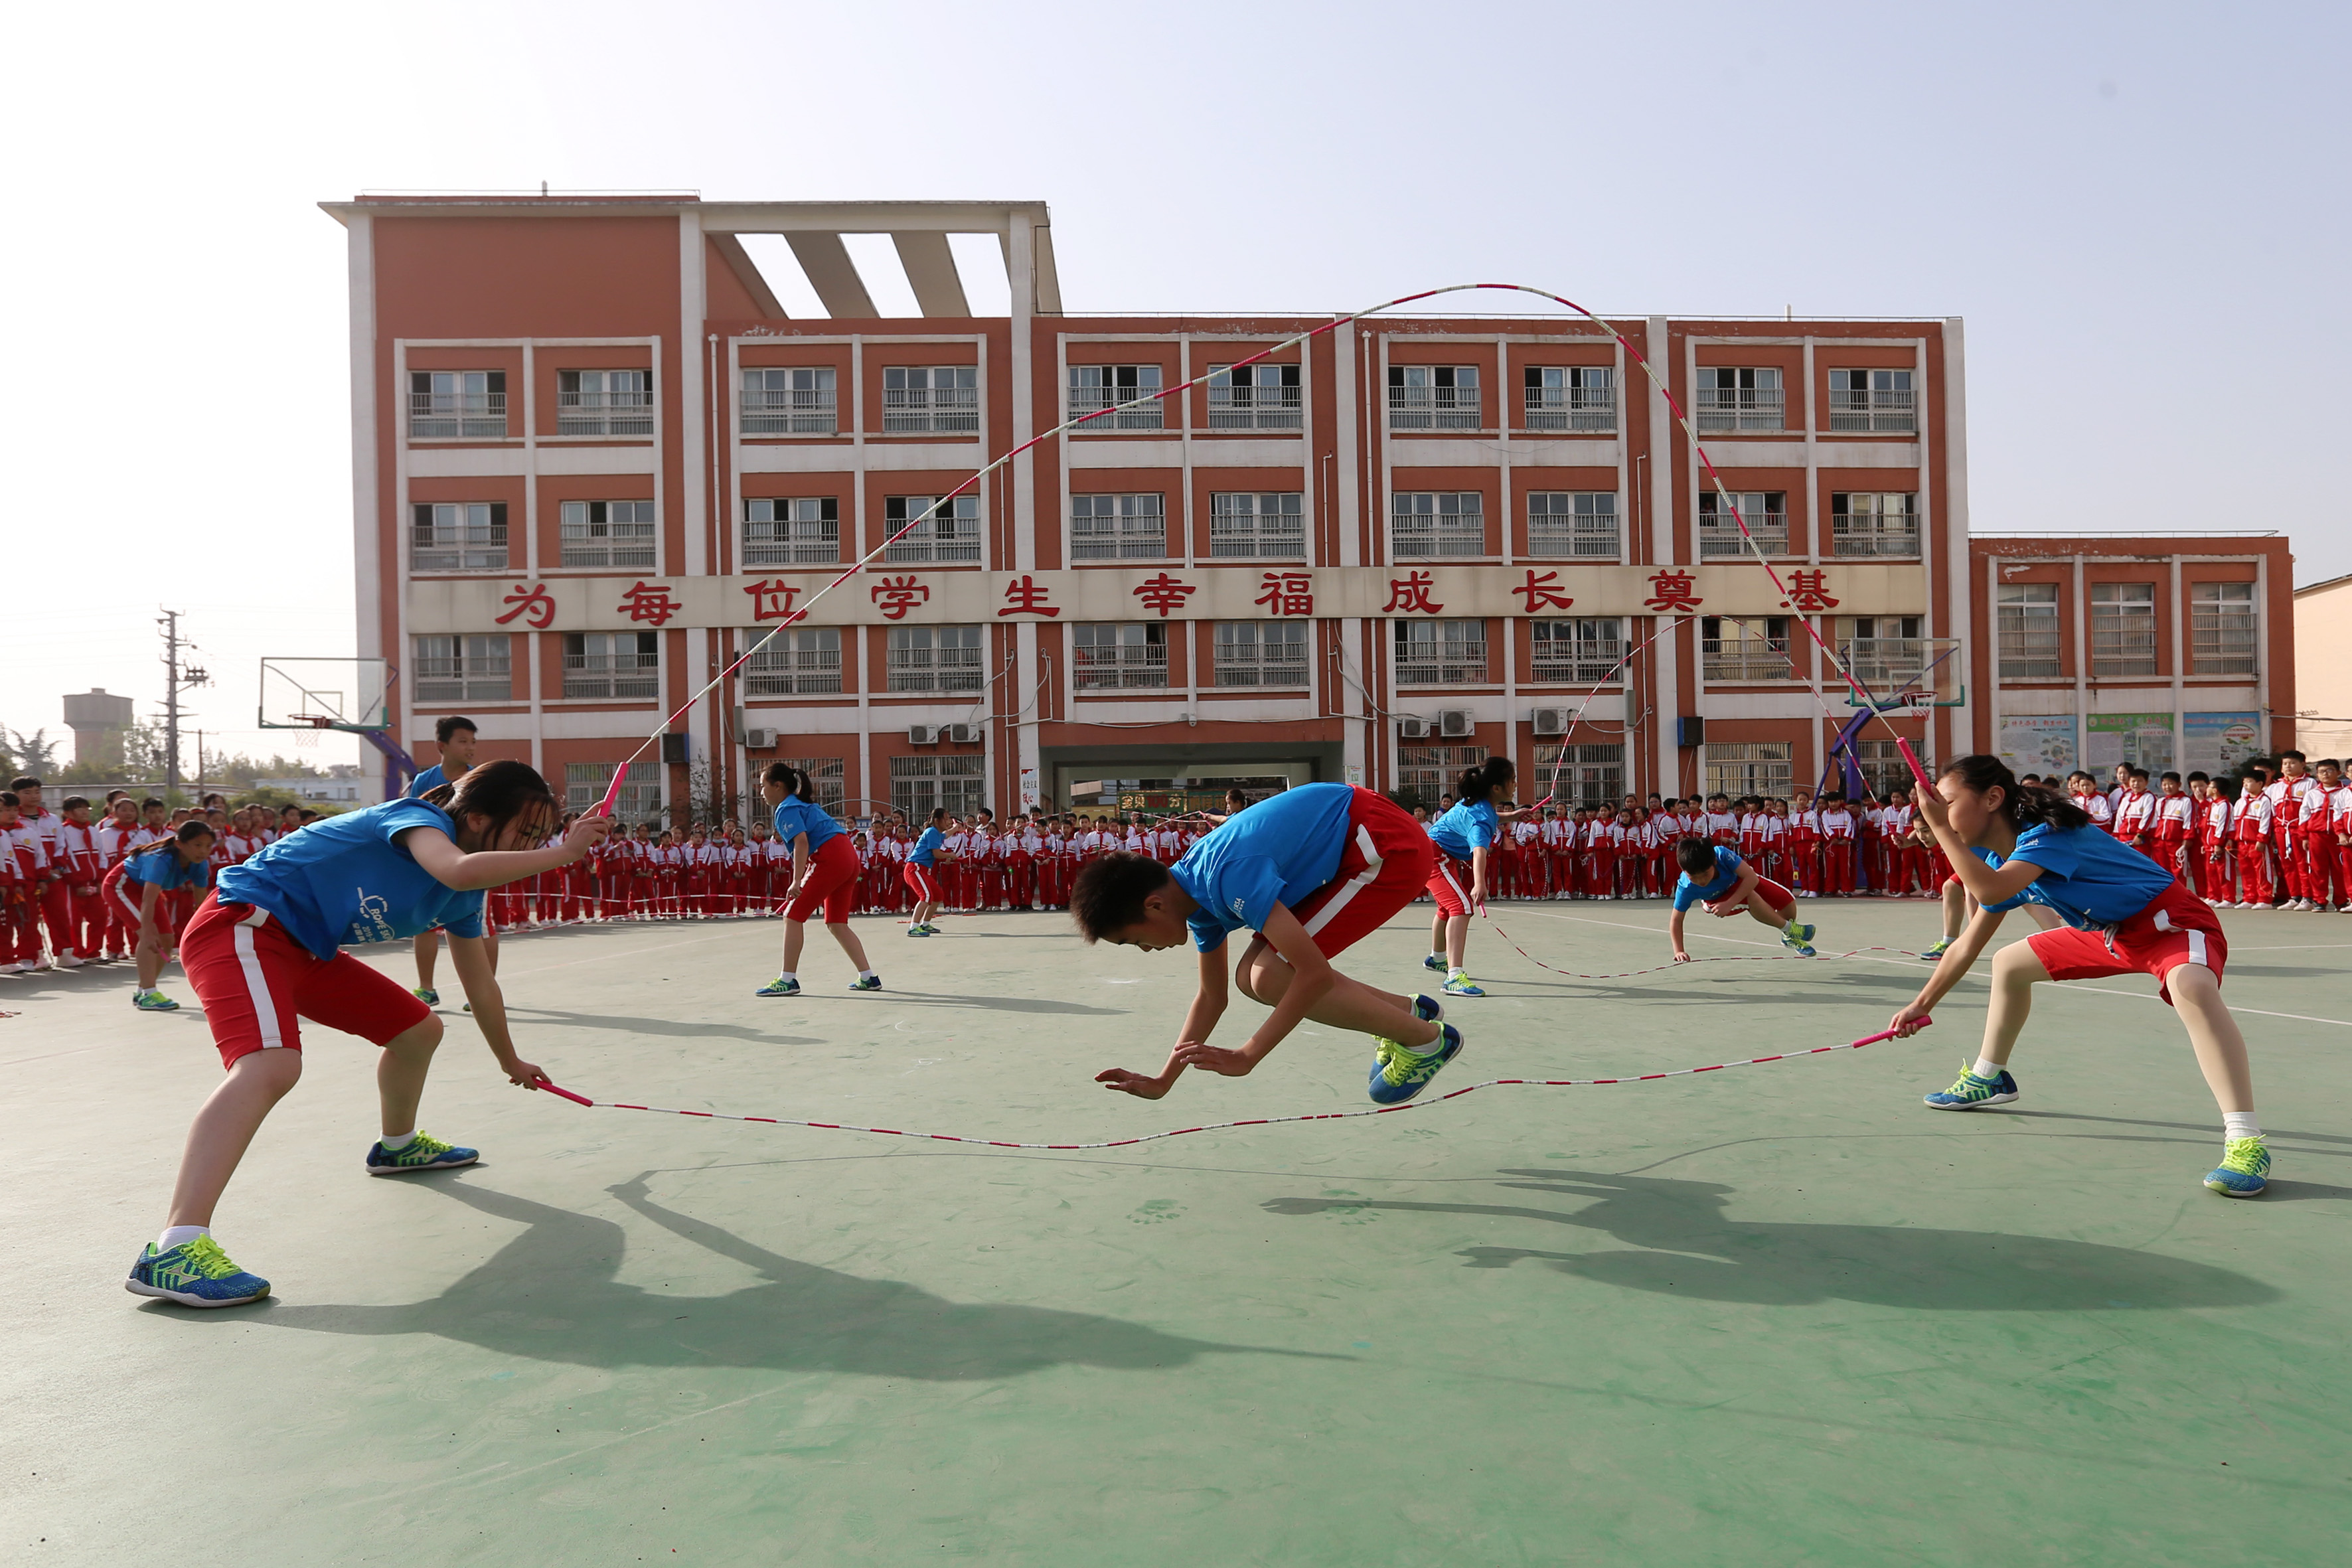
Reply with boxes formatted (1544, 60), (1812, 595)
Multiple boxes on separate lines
(784, 834), (862, 924)
(901, 861), (940, 903)
(1705, 876), (1795, 915)
(181, 893), (431, 1067)
(1285, 787), (1436, 959)
(2023, 878), (2226, 1007)
(1428, 852), (1478, 918)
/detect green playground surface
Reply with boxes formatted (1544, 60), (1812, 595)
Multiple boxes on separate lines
(6, 902), (2352, 1565)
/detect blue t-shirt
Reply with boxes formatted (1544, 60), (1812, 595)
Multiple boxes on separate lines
(1429, 798), (1499, 862)
(123, 846), (214, 894)
(1672, 846), (1748, 911)
(1980, 821), (2175, 930)
(910, 826), (945, 867)
(215, 799), (487, 959)
(772, 797), (844, 853)
(406, 763), (448, 799)
(1169, 783), (1356, 952)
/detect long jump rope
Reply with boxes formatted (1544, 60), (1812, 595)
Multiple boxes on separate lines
(534, 282), (1943, 1140)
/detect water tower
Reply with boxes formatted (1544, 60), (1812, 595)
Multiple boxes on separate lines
(62, 688), (135, 766)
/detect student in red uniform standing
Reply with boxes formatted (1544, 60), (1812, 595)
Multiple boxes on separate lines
(50, 796), (106, 965)
(1816, 793), (1858, 897)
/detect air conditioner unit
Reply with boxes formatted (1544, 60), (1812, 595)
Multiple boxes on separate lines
(943, 722), (983, 744)
(907, 724), (942, 745)
(1530, 707), (1570, 737)
(744, 728), (779, 750)
(1439, 708), (1476, 739)
(1396, 716), (1432, 740)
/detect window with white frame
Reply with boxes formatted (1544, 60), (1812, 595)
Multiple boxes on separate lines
(1529, 618), (1626, 684)
(562, 631), (659, 700)
(741, 366), (836, 434)
(1830, 493), (1919, 558)
(412, 634), (513, 702)
(1526, 492), (1619, 558)
(1706, 742), (1794, 801)
(773, 757), (847, 815)
(1387, 364), (1481, 430)
(1849, 740), (1919, 801)
(566, 761), (659, 821)
(1532, 743), (1624, 808)
(1071, 623), (1169, 689)
(886, 625), (983, 692)
(1523, 366), (1615, 431)
(1208, 363), (1303, 430)
(1397, 745), (1487, 809)
(1701, 615), (1796, 682)
(743, 625), (842, 695)
(2191, 582), (2257, 676)
(883, 494), (981, 563)
(556, 369), (653, 436)
(1214, 621), (1309, 687)
(1069, 494), (1166, 560)
(1835, 615), (1927, 691)
(559, 499), (656, 568)
(882, 365), (979, 433)
(1395, 619), (1489, 685)
(1067, 364), (1164, 430)
(1391, 491), (1485, 558)
(1693, 366), (1784, 433)
(1696, 491), (1786, 557)
(1997, 582), (2062, 677)
(1828, 368), (1915, 432)
(2091, 584), (2158, 676)
(1208, 492), (1305, 558)
(411, 502), (508, 572)
(892, 754), (984, 819)
(743, 497), (839, 566)
(408, 370), (507, 438)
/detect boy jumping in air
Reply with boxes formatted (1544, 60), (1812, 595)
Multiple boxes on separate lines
(1667, 837), (1817, 963)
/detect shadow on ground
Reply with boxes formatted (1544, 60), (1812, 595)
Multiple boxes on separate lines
(1265, 1168), (2280, 1311)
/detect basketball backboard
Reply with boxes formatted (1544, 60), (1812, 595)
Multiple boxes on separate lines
(259, 657), (392, 732)
(1840, 636), (1963, 708)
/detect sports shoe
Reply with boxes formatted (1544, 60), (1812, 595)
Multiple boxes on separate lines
(906, 925), (932, 937)
(365, 1131), (479, 1176)
(2203, 1137), (2270, 1198)
(1920, 937), (1954, 962)
(848, 975), (883, 992)
(1411, 993), (1446, 1024)
(1784, 921), (1817, 945)
(1923, 1061), (2019, 1110)
(59, 953), (86, 969)
(1780, 931), (1818, 958)
(1441, 971), (1485, 997)
(1368, 1022), (1465, 1105)
(413, 987), (439, 1006)
(754, 976), (801, 997)
(1423, 953), (1447, 972)
(133, 989), (179, 1011)
(125, 1235), (271, 1308)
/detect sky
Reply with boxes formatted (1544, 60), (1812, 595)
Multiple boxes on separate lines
(3, 1), (2345, 770)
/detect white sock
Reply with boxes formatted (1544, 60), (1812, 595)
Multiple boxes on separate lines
(1972, 1056), (2004, 1081)
(2223, 1111), (2262, 1142)
(380, 1130), (418, 1150)
(157, 1224), (208, 1251)
(860, 969), (878, 981)
(777, 971), (797, 984)
(1397, 1026), (1449, 1056)
(1449, 965), (1468, 978)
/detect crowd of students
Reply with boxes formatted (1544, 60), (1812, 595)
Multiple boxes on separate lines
(2056, 753), (2351, 912)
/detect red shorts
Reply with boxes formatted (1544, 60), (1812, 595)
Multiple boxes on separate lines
(1285, 788), (1437, 959)
(2024, 879), (2226, 1007)
(1428, 852), (1478, 918)
(785, 834), (862, 923)
(1705, 876), (1794, 914)
(902, 861), (940, 903)
(181, 894), (431, 1067)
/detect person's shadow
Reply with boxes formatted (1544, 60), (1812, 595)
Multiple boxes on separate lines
(229, 1174), (1322, 1378)
(1265, 1168), (2278, 1311)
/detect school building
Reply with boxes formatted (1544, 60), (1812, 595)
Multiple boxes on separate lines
(321, 193), (2292, 823)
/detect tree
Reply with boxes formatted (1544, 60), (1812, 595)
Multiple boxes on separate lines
(0, 726), (61, 779)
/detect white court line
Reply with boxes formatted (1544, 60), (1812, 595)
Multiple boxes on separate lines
(498, 929), (744, 979)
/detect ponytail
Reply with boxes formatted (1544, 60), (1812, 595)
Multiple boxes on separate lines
(1936, 754), (2091, 833)
(1455, 755), (1517, 806)
(762, 761), (817, 803)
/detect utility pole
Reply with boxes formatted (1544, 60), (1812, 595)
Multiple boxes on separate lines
(157, 610), (209, 797)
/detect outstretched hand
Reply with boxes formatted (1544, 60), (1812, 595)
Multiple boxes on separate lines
(1886, 1002), (1934, 1038)
(1095, 1067), (1173, 1099)
(1172, 1042), (1257, 1077)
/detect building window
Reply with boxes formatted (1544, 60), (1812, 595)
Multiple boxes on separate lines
(408, 370), (507, 438)
(744, 497), (839, 566)
(1391, 491), (1485, 558)
(883, 494), (981, 564)
(559, 499), (656, 568)
(1693, 367), (1783, 433)
(891, 753), (984, 819)
(1208, 492), (1305, 558)
(1706, 742), (1794, 800)
(887, 625), (983, 692)
(741, 367), (836, 435)
(1830, 493), (1920, 558)
(556, 369), (653, 436)
(1524, 366), (1615, 431)
(1835, 615), (1927, 692)
(562, 631), (659, 700)
(773, 756), (847, 815)
(1388, 364), (1481, 430)
(1526, 492), (1619, 558)
(2191, 582), (2257, 676)
(2090, 583), (2158, 677)
(1069, 493), (1166, 560)
(1396, 744), (1488, 809)
(410, 502), (508, 572)
(1701, 616), (1796, 682)
(1067, 364), (1164, 430)
(1697, 491), (1787, 557)
(566, 761), (659, 821)
(1828, 368), (1915, 433)
(1208, 363), (1303, 430)
(1214, 621), (1310, 687)
(1529, 618), (1626, 684)
(1071, 623), (1169, 689)
(1533, 743), (1624, 809)
(412, 634), (513, 702)
(743, 626), (842, 695)
(1997, 582), (2062, 677)
(882, 365), (979, 434)
(1395, 619), (1489, 685)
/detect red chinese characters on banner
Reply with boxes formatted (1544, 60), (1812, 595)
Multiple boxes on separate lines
(997, 574), (1061, 618)
(1643, 570), (1703, 613)
(1382, 571), (1444, 613)
(1132, 572), (1198, 617)
(495, 582), (557, 629)
(1255, 571), (1314, 616)
(616, 582), (682, 627)
(1512, 568), (1574, 613)
(744, 579), (802, 621)
(1778, 569), (1840, 613)
(870, 576), (931, 621)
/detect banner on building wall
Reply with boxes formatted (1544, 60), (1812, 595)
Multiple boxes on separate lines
(1996, 714), (2077, 778)
(1018, 766), (1040, 811)
(2183, 712), (2263, 775)
(2085, 712), (2175, 773)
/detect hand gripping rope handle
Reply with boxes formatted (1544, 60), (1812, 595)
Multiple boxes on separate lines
(599, 281), (1933, 821)
(520, 1018), (1927, 1151)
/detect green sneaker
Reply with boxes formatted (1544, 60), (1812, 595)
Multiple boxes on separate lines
(413, 987), (440, 1006)
(124, 1235), (270, 1308)
(848, 975), (882, 992)
(364, 1131), (479, 1176)
(1921, 937), (1954, 962)
(1368, 1022), (1466, 1105)
(1923, 1060), (2019, 1109)
(754, 976), (801, 997)
(1441, 971), (1485, 997)
(133, 989), (179, 1012)
(2204, 1137), (2270, 1198)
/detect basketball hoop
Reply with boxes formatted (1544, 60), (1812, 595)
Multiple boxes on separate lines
(1895, 691), (1937, 719)
(289, 714), (335, 749)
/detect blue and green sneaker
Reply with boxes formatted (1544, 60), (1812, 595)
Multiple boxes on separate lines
(1368, 1022), (1466, 1105)
(125, 1236), (270, 1308)
(1412, 994), (1446, 1024)
(364, 1131), (479, 1176)
(848, 975), (883, 992)
(754, 976), (801, 997)
(906, 925), (932, 937)
(132, 989), (179, 1012)
(1442, 970), (1486, 997)
(1921, 937), (1955, 962)
(413, 987), (440, 1006)
(1923, 1061), (2019, 1110)
(2204, 1137), (2270, 1198)
(1423, 954), (1447, 973)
